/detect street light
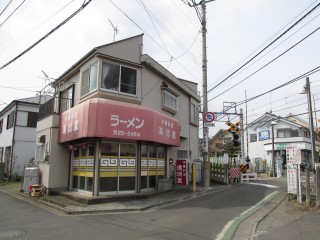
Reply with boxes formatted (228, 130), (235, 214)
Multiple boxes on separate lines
(271, 120), (277, 177)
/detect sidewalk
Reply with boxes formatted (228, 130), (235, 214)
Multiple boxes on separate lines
(0, 182), (230, 215)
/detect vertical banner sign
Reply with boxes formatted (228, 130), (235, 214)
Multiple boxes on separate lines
(286, 146), (301, 194)
(176, 159), (187, 186)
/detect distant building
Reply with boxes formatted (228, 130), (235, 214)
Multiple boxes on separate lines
(247, 112), (319, 171)
(0, 96), (51, 178)
(36, 35), (200, 195)
(208, 129), (233, 157)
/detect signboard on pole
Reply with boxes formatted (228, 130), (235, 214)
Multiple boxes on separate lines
(204, 122), (215, 127)
(286, 146), (301, 194)
(176, 159), (187, 186)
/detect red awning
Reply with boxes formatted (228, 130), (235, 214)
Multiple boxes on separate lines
(59, 98), (180, 146)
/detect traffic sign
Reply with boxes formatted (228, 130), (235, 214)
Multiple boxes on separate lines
(204, 112), (215, 122)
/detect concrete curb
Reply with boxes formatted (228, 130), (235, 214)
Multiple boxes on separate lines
(232, 191), (287, 240)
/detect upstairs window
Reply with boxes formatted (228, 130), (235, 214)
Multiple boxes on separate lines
(250, 134), (257, 142)
(190, 103), (199, 125)
(60, 86), (74, 113)
(81, 62), (98, 97)
(0, 119), (3, 133)
(6, 111), (15, 129)
(277, 129), (299, 138)
(101, 62), (137, 95)
(162, 89), (178, 113)
(27, 112), (38, 128)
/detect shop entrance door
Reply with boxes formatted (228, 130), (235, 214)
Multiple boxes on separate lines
(99, 142), (136, 194)
(71, 145), (94, 193)
(141, 144), (166, 192)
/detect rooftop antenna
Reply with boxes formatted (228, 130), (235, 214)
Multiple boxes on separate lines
(108, 19), (118, 42)
(42, 70), (49, 86)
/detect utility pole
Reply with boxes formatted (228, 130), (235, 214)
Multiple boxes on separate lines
(201, 1), (210, 188)
(305, 77), (316, 205)
(240, 108), (245, 158)
(188, 0), (215, 188)
(245, 91), (249, 161)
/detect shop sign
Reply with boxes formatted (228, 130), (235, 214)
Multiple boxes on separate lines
(276, 143), (287, 150)
(59, 98), (180, 146)
(258, 130), (270, 141)
(176, 159), (187, 186)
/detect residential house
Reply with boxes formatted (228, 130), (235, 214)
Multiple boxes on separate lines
(36, 34), (201, 195)
(247, 112), (319, 171)
(0, 96), (51, 179)
(208, 129), (233, 157)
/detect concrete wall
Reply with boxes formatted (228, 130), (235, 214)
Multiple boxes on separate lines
(37, 114), (69, 191)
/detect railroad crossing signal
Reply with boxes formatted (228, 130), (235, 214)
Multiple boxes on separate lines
(226, 121), (241, 133)
(232, 132), (240, 147)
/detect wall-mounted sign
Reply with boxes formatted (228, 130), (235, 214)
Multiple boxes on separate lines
(258, 130), (270, 141)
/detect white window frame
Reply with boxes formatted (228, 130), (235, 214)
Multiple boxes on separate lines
(80, 62), (98, 97)
(162, 88), (178, 114)
(101, 61), (137, 96)
(190, 103), (199, 125)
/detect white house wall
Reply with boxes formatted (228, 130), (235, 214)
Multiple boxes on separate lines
(12, 141), (36, 176)
(0, 105), (15, 149)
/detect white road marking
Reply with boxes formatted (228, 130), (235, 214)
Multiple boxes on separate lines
(245, 182), (280, 188)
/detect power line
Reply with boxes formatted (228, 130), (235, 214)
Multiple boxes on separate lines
(236, 65), (320, 107)
(210, 11), (320, 92)
(0, 0), (92, 71)
(247, 84), (320, 115)
(208, 24), (320, 102)
(0, 0), (75, 55)
(135, 0), (202, 67)
(0, 0), (27, 28)
(108, 0), (201, 83)
(215, 66), (320, 123)
(137, 0), (170, 54)
(0, 85), (37, 92)
(0, 0), (13, 17)
(208, 0), (319, 90)
(207, 2), (320, 94)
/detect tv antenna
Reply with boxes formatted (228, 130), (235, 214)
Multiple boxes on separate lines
(108, 19), (118, 42)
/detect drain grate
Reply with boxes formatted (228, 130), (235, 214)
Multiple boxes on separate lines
(0, 230), (25, 239)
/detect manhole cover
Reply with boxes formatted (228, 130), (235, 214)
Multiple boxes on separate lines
(0, 230), (25, 239)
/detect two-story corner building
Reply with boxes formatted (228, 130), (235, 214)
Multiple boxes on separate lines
(247, 112), (319, 171)
(36, 34), (201, 196)
(0, 96), (51, 179)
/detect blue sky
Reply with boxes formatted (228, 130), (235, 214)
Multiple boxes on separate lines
(0, 0), (319, 135)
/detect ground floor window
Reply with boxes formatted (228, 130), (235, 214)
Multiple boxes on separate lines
(70, 140), (167, 195)
(141, 144), (166, 191)
(71, 145), (94, 192)
(100, 141), (136, 193)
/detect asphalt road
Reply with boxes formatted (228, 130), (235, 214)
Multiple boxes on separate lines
(0, 182), (284, 240)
